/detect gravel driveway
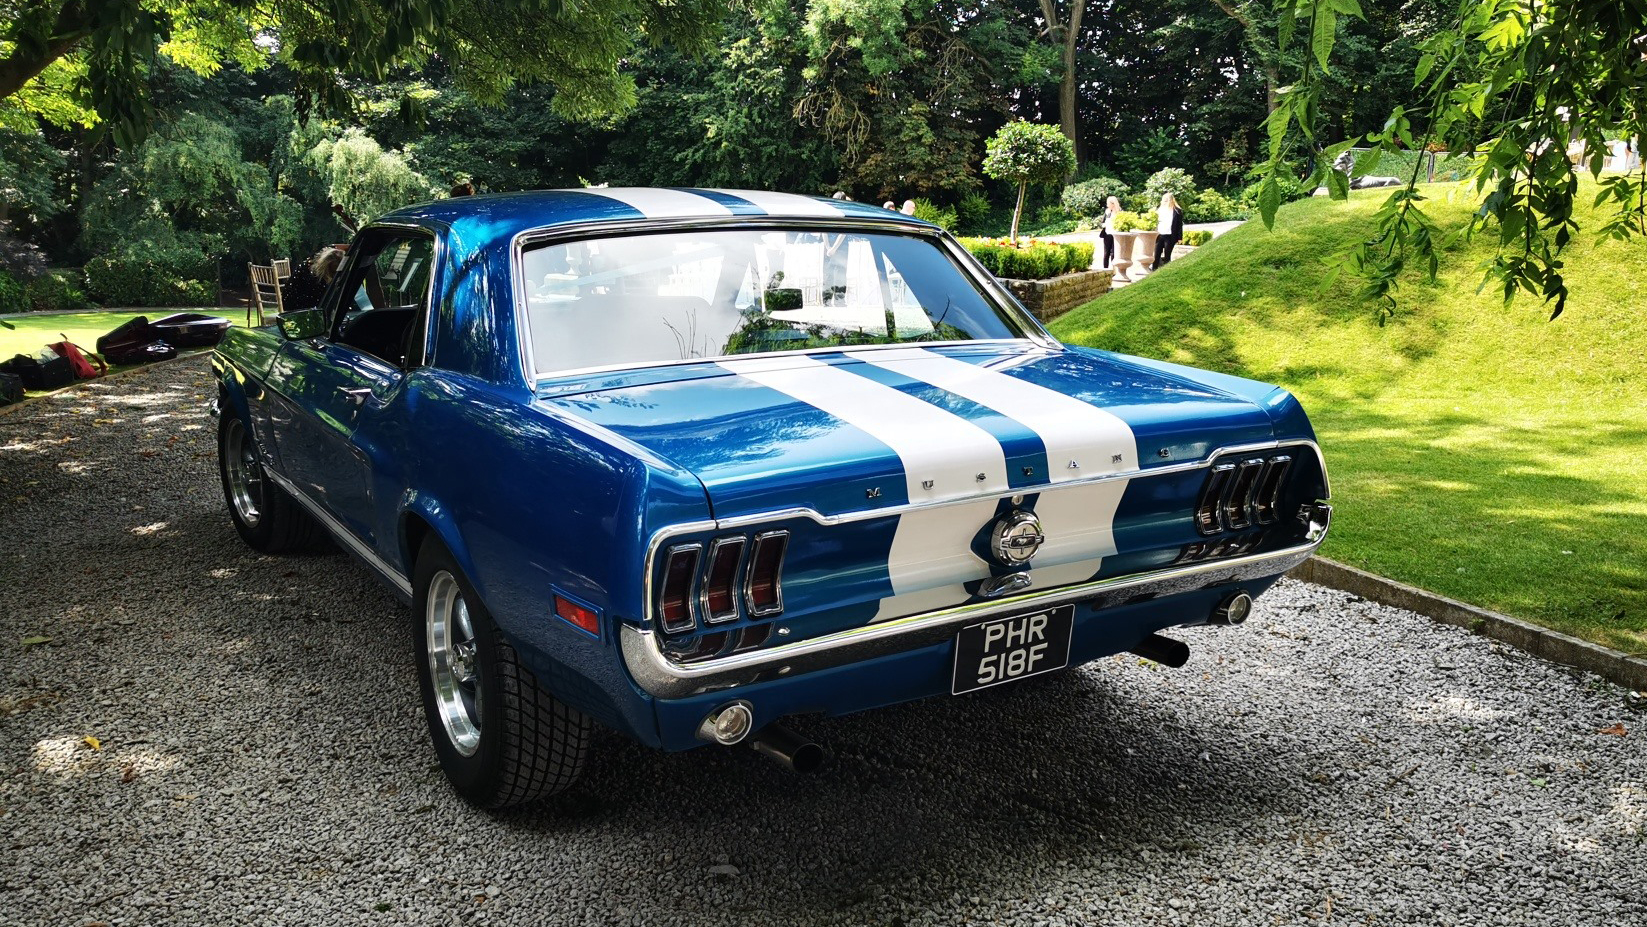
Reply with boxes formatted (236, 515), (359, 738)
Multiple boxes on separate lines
(2, 358), (1643, 927)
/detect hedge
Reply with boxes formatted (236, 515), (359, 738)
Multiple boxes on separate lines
(85, 255), (216, 308)
(960, 238), (1095, 279)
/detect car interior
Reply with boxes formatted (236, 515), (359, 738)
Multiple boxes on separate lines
(331, 234), (433, 368)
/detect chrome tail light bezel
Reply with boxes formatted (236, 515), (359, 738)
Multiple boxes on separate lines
(744, 530), (789, 618)
(700, 537), (747, 625)
(658, 543), (702, 634)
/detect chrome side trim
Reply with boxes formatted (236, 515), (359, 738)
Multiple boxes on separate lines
(262, 467), (414, 599)
(637, 439), (1328, 630)
(622, 504), (1331, 699)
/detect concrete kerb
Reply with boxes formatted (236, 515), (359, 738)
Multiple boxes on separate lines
(1290, 555), (1647, 693)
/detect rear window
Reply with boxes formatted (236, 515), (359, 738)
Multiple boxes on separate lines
(519, 228), (1025, 376)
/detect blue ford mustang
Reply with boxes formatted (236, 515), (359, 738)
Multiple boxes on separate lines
(212, 188), (1331, 807)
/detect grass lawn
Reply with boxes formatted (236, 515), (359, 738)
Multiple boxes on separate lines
(0, 310), (197, 396)
(1050, 184), (1647, 655)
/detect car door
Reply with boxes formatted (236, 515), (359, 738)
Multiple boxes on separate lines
(266, 229), (436, 546)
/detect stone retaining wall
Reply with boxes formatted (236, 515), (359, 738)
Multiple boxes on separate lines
(1003, 268), (1114, 322)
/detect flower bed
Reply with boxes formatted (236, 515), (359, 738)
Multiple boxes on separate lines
(959, 237), (1109, 321)
(959, 238), (1094, 279)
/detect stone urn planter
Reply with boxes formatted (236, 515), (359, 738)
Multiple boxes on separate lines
(1108, 231), (1137, 278)
(1128, 230), (1160, 280)
(1003, 268), (1116, 322)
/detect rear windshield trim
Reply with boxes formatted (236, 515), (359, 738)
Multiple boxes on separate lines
(509, 217), (1052, 388)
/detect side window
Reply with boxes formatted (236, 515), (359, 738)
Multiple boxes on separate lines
(329, 232), (435, 368)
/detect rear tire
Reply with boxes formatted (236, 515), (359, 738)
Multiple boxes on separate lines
(217, 406), (322, 553)
(412, 536), (592, 807)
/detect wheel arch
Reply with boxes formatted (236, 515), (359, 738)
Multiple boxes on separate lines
(397, 495), (480, 593)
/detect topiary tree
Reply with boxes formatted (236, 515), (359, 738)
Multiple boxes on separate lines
(982, 121), (1076, 243)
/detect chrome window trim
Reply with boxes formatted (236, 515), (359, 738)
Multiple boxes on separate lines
(698, 537), (747, 625)
(623, 503), (1331, 699)
(328, 220), (445, 371)
(637, 439), (1330, 631)
(742, 530), (790, 618)
(262, 467), (414, 599)
(506, 216), (1057, 391)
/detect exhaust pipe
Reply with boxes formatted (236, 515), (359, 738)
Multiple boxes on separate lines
(1129, 633), (1189, 668)
(1209, 590), (1253, 626)
(749, 724), (826, 774)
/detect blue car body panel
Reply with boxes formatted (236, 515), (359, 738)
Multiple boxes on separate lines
(212, 188), (1330, 753)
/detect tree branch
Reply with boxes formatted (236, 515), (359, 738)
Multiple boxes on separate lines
(0, 2), (95, 100)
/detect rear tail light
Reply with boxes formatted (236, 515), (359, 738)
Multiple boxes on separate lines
(1254, 455), (1291, 524)
(745, 531), (789, 617)
(656, 530), (789, 636)
(702, 538), (745, 624)
(1195, 464), (1235, 535)
(659, 544), (701, 633)
(1223, 458), (1265, 530)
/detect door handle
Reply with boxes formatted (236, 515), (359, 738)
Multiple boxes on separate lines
(338, 387), (373, 406)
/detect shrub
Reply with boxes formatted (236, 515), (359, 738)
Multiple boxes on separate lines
(25, 269), (92, 312)
(1237, 172), (1307, 210)
(1143, 167), (1200, 208)
(955, 192), (991, 229)
(1181, 230), (1213, 247)
(0, 269), (24, 314)
(959, 239), (1094, 279)
(85, 253), (217, 307)
(0, 222), (48, 283)
(911, 198), (958, 231)
(1061, 177), (1130, 218)
(1111, 211), (1151, 232)
(1184, 189), (1248, 223)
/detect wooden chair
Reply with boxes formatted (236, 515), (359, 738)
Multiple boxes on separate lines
(272, 258), (292, 280)
(248, 263), (284, 326)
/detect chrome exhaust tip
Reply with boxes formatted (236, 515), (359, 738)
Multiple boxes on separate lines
(1129, 633), (1190, 668)
(749, 724), (826, 774)
(696, 700), (755, 746)
(1210, 590), (1254, 626)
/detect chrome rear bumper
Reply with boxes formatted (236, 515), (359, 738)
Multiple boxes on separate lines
(621, 504), (1331, 699)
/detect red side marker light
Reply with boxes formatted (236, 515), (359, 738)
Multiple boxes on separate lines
(554, 594), (600, 636)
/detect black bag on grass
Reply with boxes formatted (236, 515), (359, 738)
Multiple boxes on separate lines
(0, 370), (22, 406)
(8, 350), (75, 390)
(96, 316), (176, 365)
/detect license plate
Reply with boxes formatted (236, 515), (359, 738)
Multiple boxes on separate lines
(951, 604), (1075, 694)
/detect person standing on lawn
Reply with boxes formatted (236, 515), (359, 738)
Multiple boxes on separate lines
(1154, 192), (1184, 267)
(1101, 196), (1122, 268)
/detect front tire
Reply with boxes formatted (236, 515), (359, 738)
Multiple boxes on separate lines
(413, 536), (592, 807)
(217, 406), (321, 552)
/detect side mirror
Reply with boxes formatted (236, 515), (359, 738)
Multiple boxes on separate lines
(276, 309), (327, 341)
(764, 287), (805, 312)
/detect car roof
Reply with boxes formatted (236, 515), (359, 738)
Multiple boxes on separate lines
(377, 188), (935, 254)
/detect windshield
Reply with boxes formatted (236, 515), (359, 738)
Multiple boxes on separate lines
(519, 228), (1026, 376)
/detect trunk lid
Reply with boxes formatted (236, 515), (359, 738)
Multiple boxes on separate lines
(538, 343), (1278, 520)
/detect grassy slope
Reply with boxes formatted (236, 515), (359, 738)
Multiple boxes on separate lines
(1051, 186), (1647, 654)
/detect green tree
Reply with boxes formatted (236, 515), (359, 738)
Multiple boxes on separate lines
(983, 120), (1075, 242)
(1259, 0), (1647, 318)
(0, 0), (723, 146)
(306, 128), (437, 226)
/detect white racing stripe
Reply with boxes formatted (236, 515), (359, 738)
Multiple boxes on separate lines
(870, 478), (1129, 622)
(585, 187), (733, 219)
(716, 355), (1008, 503)
(852, 347), (1138, 479)
(717, 189), (845, 218)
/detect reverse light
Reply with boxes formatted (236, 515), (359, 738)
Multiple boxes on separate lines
(553, 594), (600, 636)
